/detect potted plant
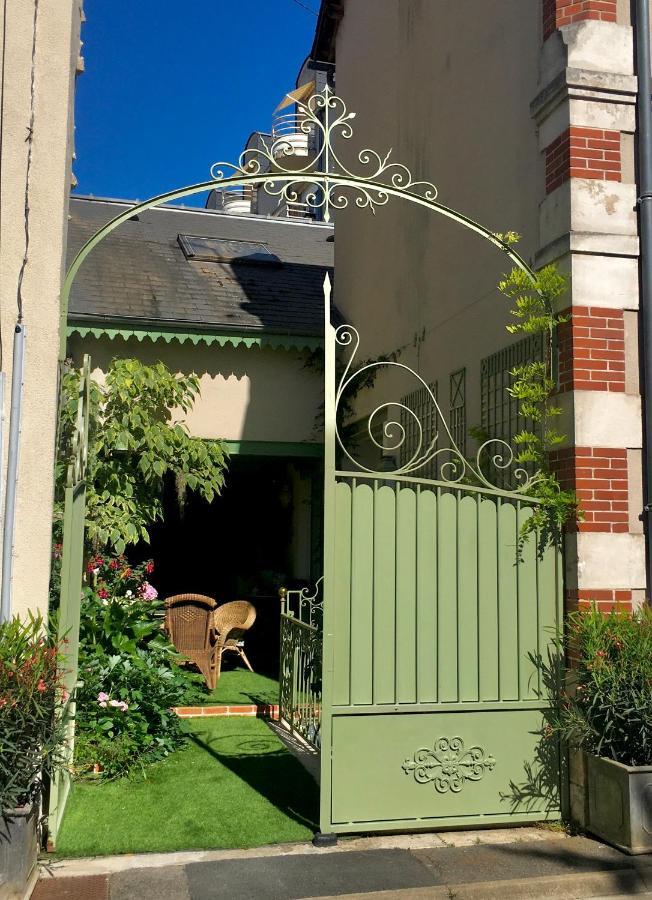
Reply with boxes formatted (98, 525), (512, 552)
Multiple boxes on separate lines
(0, 614), (67, 897)
(553, 604), (652, 854)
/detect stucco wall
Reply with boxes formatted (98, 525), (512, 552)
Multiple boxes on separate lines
(68, 335), (324, 444)
(0, 1), (82, 619)
(331, 0), (543, 448)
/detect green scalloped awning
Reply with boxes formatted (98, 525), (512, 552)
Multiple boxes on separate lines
(66, 324), (323, 352)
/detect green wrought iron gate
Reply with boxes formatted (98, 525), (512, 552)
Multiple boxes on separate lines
(318, 283), (564, 835)
(48, 356), (90, 846)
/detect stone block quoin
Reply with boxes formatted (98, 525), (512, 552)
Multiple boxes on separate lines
(545, 128), (621, 193)
(557, 306), (625, 393)
(542, 0), (618, 41)
(551, 446), (629, 533)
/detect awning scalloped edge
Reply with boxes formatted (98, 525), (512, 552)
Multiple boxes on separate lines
(66, 324), (323, 352)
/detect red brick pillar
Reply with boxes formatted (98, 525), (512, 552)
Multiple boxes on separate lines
(543, 0), (618, 41)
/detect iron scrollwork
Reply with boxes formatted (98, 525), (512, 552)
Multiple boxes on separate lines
(209, 87), (438, 224)
(335, 324), (542, 494)
(402, 737), (496, 794)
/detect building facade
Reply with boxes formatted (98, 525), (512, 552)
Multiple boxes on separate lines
(313, 0), (648, 613)
(0, 0), (84, 620)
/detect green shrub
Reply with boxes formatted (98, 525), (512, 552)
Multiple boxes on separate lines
(553, 605), (652, 766)
(74, 648), (192, 778)
(0, 615), (67, 810)
(80, 555), (168, 656)
(73, 554), (203, 778)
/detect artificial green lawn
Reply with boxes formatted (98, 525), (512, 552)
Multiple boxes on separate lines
(56, 717), (317, 857)
(200, 668), (279, 706)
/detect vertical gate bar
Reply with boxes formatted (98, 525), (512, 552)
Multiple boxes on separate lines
(332, 481), (352, 705)
(517, 502), (539, 699)
(416, 486), (437, 702)
(351, 482), (374, 704)
(373, 483), (396, 704)
(395, 485), (417, 703)
(438, 490), (458, 702)
(319, 273), (336, 835)
(498, 499), (519, 700)
(478, 496), (499, 701)
(458, 494), (479, 701)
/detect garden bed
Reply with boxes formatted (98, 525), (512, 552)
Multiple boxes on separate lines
(55, 717), (318, 857)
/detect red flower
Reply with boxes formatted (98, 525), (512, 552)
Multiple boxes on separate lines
(121, 568), (132, 578)
(98, 589), (109, 600)
(145, 561), (154, 574)
(109, 559), (120, 570)
(37, 680), (47, 692)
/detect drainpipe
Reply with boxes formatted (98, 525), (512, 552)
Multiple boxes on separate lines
(636, 0), (652, 598)
(0, 325), (26, 622)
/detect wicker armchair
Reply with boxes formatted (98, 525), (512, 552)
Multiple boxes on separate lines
(164, 593), (219, 690)
(213, 600), (257, 682)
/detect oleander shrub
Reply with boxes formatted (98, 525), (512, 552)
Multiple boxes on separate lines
(552, 605), (652, 766)
(0, 615), (67, 811)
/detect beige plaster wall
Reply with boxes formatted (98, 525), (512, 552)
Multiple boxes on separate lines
(0, 1), (82, 619)
(332, 0), (543, 450)
(68, 335), (324, 444)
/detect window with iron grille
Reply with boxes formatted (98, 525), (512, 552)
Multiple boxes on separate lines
(399, 381), (438, 478)
(449, 369), (466, 457)
(480, 334), (544, 446)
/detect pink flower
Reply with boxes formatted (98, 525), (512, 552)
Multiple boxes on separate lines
(97, 691), (109, 708)
(109, 699), (128, 712)
(140, 582), (158, 601)
(37, 680), (47, 692)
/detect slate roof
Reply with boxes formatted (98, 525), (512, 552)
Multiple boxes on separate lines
(67, 197), (334, 337)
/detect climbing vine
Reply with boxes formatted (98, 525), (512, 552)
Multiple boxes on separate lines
(495, 233), (581, 550)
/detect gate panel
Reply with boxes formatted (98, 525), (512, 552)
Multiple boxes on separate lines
(330, 708), (556, 827)
(322, 474), (563, 833)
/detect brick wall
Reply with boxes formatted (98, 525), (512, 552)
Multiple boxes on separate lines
(545, 128), (621, 193)
(543, 0), (618, 41)
(566, 588), (633, 612)
(552, 446), (629, 533)
(557, 306), (625, 393)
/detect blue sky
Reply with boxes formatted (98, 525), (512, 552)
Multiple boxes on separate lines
(74, 0), (318, 206)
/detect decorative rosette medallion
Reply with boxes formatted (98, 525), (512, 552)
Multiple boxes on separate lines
(402, 737), (496, 794)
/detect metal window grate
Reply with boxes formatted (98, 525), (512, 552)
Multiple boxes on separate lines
(480, 334), (544, 445)
(449, 369), (466, 457)
(400, 381), (438, 478)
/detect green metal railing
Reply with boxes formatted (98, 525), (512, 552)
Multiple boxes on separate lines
(278, 580), (323, 750)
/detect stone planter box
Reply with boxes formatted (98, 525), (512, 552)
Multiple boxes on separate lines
(0, 805), (38, 899)
(586, 754), (652, 855)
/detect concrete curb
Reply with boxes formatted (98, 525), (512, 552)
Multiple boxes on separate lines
(40, 827), (563, 878)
